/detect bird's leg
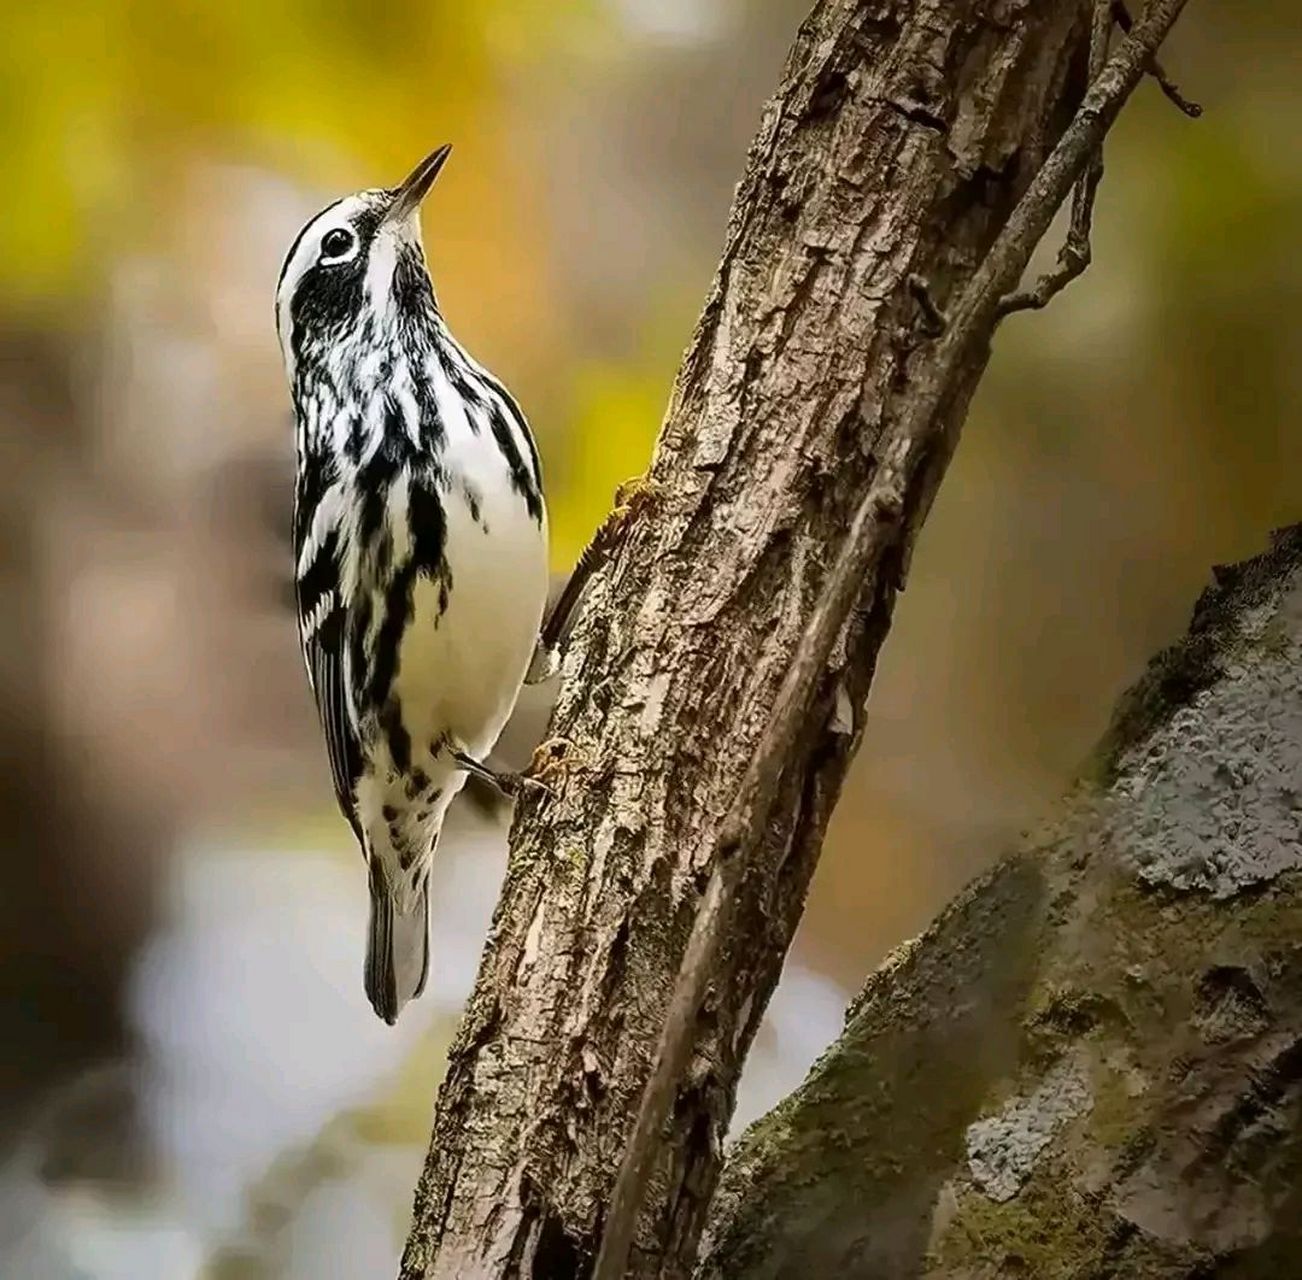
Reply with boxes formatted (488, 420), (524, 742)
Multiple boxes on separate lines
(527, 474), (663, 684)
(450, 749), (552, 799)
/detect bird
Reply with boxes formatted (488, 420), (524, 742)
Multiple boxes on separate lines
(274, 146), (549, 1024)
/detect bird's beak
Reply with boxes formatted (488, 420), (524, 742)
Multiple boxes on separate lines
(384, 144), (453, 226)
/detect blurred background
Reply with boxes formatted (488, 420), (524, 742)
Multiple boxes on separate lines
(0, 2), (1297, 1276)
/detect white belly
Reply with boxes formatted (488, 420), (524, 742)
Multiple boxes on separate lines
(394, 480), (548, 761)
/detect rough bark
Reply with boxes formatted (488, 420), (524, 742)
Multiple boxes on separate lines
(594, 1), (1192, 1267)
(400, 1), (1141, 1275)
(699, 526), (1302, 1280)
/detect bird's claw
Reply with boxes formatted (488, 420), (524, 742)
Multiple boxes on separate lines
(602, 475), (663, 547)
(527, 737), (579, 790)
(516, 770), (556, 799)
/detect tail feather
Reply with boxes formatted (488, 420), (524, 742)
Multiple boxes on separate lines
(365, 875), (430, 1025)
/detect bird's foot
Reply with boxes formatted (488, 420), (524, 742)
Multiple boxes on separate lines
(526, 737), (579, 790)
(603, 474), (663, 547)
(452, 749), (553, 800)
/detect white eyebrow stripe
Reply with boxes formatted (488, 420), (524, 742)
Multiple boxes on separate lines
(276, 197), (343, 299)
(275, 193), (383, 375)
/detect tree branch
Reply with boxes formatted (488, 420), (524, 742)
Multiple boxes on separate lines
(594, 2), (1193, 1274)
(400, 4), (1198, 1277)
(997, 0), (1112, 319)
(1114, 0), (1204, 117)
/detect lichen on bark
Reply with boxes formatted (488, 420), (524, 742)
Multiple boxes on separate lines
(699, 526), (1302, 1279)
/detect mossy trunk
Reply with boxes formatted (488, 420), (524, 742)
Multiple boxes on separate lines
(699, 526), (1302, 1280)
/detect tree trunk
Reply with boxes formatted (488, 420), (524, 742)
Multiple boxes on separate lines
(398, 0), (1183, 1276)
(699, 526), (1302, 1279)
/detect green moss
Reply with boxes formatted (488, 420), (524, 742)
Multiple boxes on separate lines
(703, 859), (1049, 1278)
(1236, 877), (1302, 950)
(1084, 1052), (1147, 1153)
(1023, 984), (1126, 1058)
(929, 1179), (1110, 1278)
(1094, 866), (1302, 1000)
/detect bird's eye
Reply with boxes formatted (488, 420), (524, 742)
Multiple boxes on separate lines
(320, 228), (355, 261)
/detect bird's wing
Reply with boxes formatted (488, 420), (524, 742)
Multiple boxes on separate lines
(294, 473), (364, 843)
(303, 607), (364, 842)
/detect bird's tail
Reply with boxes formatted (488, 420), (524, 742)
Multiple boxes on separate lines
(365, 870), (430, 1026)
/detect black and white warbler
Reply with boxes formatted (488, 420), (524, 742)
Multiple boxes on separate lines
(275, 147), (549, 1024)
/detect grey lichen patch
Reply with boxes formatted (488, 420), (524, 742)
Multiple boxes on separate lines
(965, 1060), (1092, 1202)
(1105, 603), (1302, 896)
(1080, 1046), (1151, 1171)
(1091, 535), (1302, 899)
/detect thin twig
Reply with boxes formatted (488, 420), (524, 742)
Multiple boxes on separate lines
(591, 2), (1193, 1277)
(998, 0), (1112, 318)
(1113, 0), (1203, 117)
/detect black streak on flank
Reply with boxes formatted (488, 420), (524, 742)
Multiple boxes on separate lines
(487, 400), (543, 525)
(380, 697), (412, 774)
(357, 444), (399, 551)
(408, 479), (450, 599)
(348, 594), (374, 729)
(370, 562), (416, 709)
(443, 354), (486, 419)
(380, 399), (423, 473)
(346, 412), (365, 464)
(481, 372), (543, 495)
(462, 483), (486, 530)
(293, 453), (333, 552)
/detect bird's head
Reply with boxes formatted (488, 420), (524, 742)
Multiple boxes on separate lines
(275, 145), (452, 382)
